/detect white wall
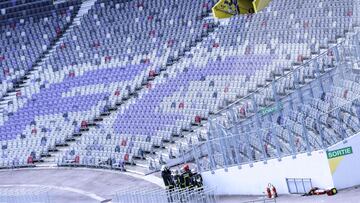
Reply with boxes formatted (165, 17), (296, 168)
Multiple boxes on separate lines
(202, 150), (334, 195)
(328, 133), (360, 189)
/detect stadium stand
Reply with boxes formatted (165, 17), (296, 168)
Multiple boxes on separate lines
(55, 0), (218, 169)
(0, 0), (359, 178)
(0, 0), (218, 170)
(0, 0), (81, 91)
(0, 0), (82, 167)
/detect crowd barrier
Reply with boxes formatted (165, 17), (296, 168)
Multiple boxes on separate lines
(113, 186), (217, 203)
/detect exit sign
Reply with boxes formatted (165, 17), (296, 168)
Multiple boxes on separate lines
(327, 147), (353, 159)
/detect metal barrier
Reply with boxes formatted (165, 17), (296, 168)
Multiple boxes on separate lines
(57, 162), (126, 172)
(286, 178), (313, 194)
(114, 186), (217, 203)
(0, 186), (50, 203)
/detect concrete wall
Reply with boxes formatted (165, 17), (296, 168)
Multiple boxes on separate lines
(202, 150), (334, 195)
(328, 133), (360, 189)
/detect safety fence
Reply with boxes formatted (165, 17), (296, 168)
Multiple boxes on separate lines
(113, 186), (217, 203)
(193, 68), (360, 173)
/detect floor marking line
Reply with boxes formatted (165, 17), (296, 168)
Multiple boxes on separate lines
(0, 184), (107, 202)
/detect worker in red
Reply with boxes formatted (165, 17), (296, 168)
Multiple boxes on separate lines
(182, 164), (193, 188)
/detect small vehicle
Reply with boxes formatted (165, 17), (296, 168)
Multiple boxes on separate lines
(212, 0), (272, 19)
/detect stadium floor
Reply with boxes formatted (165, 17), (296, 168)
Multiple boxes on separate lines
(0, 167), (162, 203)
(0, 167), (359, 203)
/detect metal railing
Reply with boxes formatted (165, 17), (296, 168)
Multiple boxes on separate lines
(286, 178), (313, 194)
(194, 72), (360, 173)
(174, 30), (360, 173)
(148, 29), (360, 173)
(114, 186), (217, 203)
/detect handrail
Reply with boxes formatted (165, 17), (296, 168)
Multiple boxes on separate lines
(221, 67), (338, 132)
(211, 73), (360, 142)
(185, 62), (359, 145)
(177, 31), (356, 145)
(186, 64), (360, 174)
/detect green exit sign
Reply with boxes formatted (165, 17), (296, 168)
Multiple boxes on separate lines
(327, 147), (353, 159)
